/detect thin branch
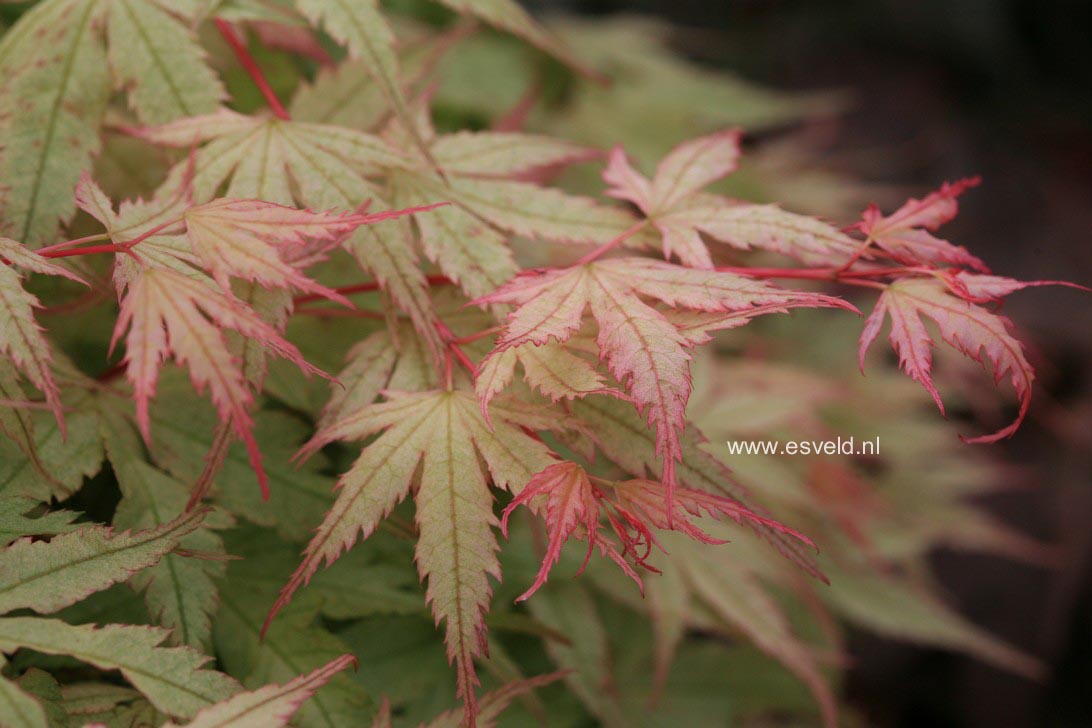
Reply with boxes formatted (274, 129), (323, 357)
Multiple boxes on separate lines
(451, 326), (502, 345)
(294, 307), (385, 319)
(39, 217), (181, 259)
(214, 18), (290, 121)
(292, 274), (452, 306)
(574, 220), (648, 266)
(36, 232), (110, 255)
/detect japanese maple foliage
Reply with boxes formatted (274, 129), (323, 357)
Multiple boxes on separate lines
(0, 2), (1085, 728)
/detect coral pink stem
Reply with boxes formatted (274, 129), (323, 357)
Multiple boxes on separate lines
(575, 221), (647, 266)
(215, 18), (290, 121)
(292, 275), (452, 306)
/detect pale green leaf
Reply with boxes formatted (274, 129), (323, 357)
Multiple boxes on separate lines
(163, 655), (356, 728)
(390, 170), (517, 300)
(444, 177), (638, 245)
(294, 0), (432, 158)
(0, 657), (47, 728)
(11, 668), (66, 727)
(0, 0), (110, 246)
(524, 581), (626, 727)
(670, 536), (835, 727)
(106, 0), (225, 124)
(60, 681), (142, 719)
(0, 617), (239, 718)
(144, 376), (336, 543)
(414, 393), (499, 707)
(824, 563), (1042, 678)
(0, 370), (45, 480)
(290, 41), (435, 128)
(430, 131), (596, 178)
(107, 428), (229, 652)
(0, 508), (208, 615)
(431, 0), (594, 78)
(273, 390), (554, 714)
(0, 496), (81, 547)
(0, 394), (104, 502)
(215, 533), (371, 728)
(317, 329), (398, 429)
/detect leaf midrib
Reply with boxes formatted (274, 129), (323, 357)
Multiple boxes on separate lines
(17, 0), (98, 243)
(0, 515), (194, 604)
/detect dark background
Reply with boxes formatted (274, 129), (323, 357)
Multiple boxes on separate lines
(529, 1), (1092, 726)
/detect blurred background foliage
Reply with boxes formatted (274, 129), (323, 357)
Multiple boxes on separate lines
(512, 2), (1091, 726)
(1, 1), (1089, 726)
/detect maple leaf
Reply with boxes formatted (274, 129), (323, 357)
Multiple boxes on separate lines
(476, 257), (854, 501)
(856, 177), (988, 270)
(215, 528), (370, 728)
(0, 387), (105, 503)
(269, 389), (557, 724)
(105, 0), (225, 124)
(643, 530), (838, 728)
(0, 509), (208, 616)
(938, 270), (1089, 303)
(101, 404), (230, 651)
(384, 116), (630, 300)
(0, 237), (85, 434)
(475, 340), (626, 419)
(604, 134), (862, 267)
(570, 395), (826, 581)
(111, 265), (320, 499)
(604, 130), (741, 268)
(859, 277), (1037, 442)
(130, 109), (412, 199)
(161, 655), (356, 728)
(293, 0), (598, 143)
(181, 198), (429, 302)
(135, 110), (449, 366)
(391, 160), (637, 304)
(500, 461), (814, 602)
(0, 496), (81, 547)
(0, 0), (222, 247)
(0, 618), (240, 719)
(73, 174), (438, 499)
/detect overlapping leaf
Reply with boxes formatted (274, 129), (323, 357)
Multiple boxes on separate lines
(0, 0), (221, 246)
(293, 0), (596, 140)
(101, 404), (230, 651)
(605, 133), (861, 267)
(0, 508), (207, 616)
(0, 655), (49, 728)
(216, 528), (372, 728)
(0, 618), (239, 719)
(859, 277), (1035, 443)
(135, 109), (448, 366)
(0, 237), (85, 431)
(163, 655), (356, 728)
(475, 339), (624, 414)
(501, 461), (814, 603)
(477, 257), (853, 499)
(647, 531), (837, 727)
(570, 395), (825, 580)
(73, 176), (433, 498)
(270, 389), (557, 723)
(856, 177), (987, 270)
(0, 497), (81, 547)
